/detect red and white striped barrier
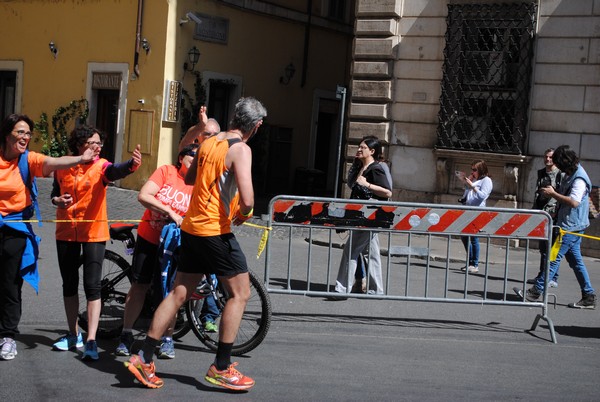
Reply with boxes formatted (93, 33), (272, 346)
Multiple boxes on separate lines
(271, 197), (550, 239)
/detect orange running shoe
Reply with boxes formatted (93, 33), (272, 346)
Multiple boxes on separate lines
(205, 362), (255, 391)
(124, 354), (164, 389)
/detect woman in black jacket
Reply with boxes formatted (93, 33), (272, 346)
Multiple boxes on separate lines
(334, 136), (392, 296)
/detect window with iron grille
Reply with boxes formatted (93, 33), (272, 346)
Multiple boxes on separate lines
(436, 2), (537, 154)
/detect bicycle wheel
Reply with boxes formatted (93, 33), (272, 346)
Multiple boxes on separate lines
(186, 270), (271, 356)
(78, 250), (131, 339)
(172, 306), (190, 340)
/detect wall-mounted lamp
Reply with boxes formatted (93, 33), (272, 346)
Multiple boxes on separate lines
(49, 41), (58, 59)
(141, 38), (151, 54)
(279, 62), (296, 85)
(183, 46), (201, 72)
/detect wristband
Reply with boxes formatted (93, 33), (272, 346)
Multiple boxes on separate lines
(239, 208), (253, 218)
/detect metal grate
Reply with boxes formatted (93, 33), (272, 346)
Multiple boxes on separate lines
(436, 2), (537, 154)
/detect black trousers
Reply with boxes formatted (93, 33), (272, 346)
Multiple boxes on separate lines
(0, 226), (26, 339)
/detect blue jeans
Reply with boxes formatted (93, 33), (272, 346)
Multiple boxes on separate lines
(461, 236), (479, 267)
(201, 295), (220, 323)
(534, 232), (594, 295)
(201, 275), (220, 323)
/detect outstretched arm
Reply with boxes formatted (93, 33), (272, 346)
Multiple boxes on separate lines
(179, 105), (208, 152)
(42, 146), (95, 177)
(104, 144), (142, 181)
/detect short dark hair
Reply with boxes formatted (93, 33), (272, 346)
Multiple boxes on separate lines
(177, 143), (199, 169)
(552, 145), (579, 175)
(68, 125), (105, 155)
(1, 114), (35, 151)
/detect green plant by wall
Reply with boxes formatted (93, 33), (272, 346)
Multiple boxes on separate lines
(180, 71), (206, 139)
(34, 99), (89, 157)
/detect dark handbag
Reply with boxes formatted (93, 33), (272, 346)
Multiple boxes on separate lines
(351, 182), (373, 200)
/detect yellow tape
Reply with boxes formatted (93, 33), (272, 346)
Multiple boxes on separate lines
(241, 221), (271, 259)
(561, 228), (600, 242)
(549, 230), (562, 261)
(550, 228), (600, 261)
(8, 218), (272, 259)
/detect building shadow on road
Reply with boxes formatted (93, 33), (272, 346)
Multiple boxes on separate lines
(269, 277), (329, 292)
(449, 289), (525, 302)
(21, 329), (253, 391)
(554, 325), (600, 339)
(271, 311), (524, 335)
(21, 329), (67, 349)
(269, 278), (527, 303)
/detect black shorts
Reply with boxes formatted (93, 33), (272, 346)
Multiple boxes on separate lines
(131, 235), (160, 284)
(179, 231), (248, 277)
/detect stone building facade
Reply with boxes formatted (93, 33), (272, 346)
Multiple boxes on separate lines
(345, 0), (600, 255)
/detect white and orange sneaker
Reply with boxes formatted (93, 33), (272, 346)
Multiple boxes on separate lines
(205, 362), (255, 391)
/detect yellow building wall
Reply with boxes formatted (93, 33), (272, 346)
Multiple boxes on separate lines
(120, 0), (171, 189)
(0, 0), (172, 190)
(1, 0), (353, 193)
(177, 0), (352, 182)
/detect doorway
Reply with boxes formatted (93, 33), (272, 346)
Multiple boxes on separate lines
(309, 92), (342, 197)
(207, 80), (233, 130)
(86, 63), (128, 173)
(95, 89), (119, 162)
(0, 70), (16, 121)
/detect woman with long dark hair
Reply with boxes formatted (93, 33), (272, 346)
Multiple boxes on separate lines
(333, 136), (392, 297)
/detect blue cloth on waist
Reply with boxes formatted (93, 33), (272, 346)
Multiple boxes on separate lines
(0, 206), (41, 293)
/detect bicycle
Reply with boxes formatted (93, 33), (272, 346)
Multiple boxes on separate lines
(77, 223), (272, 356)
(76, 223), (190, 340)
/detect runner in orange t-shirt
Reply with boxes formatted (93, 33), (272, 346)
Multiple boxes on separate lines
(0, 114), (96, 361)
(125, 97), (267, 391)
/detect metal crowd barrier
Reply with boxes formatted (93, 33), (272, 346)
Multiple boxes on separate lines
(263, 195), (557, 343)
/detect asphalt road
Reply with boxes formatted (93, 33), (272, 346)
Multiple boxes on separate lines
(2, 178), (600, 401)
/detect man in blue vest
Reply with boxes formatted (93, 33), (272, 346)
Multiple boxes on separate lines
(526, 145), (596, 309)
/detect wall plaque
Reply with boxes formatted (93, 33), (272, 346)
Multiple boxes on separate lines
(162, 80), (182, 122)
(193, 13), (229, 44)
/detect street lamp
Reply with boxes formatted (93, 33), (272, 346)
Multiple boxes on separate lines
(183, 46), (201, 72)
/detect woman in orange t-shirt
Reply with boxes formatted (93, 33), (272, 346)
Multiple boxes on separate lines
(0, 114), (95, 361)
(50, 125), (141, 361)
(115, 143), (198, 358)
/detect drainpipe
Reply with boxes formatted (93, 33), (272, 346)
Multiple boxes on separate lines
(133, 0), (144, 78)
(301, 0), (312, 88)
